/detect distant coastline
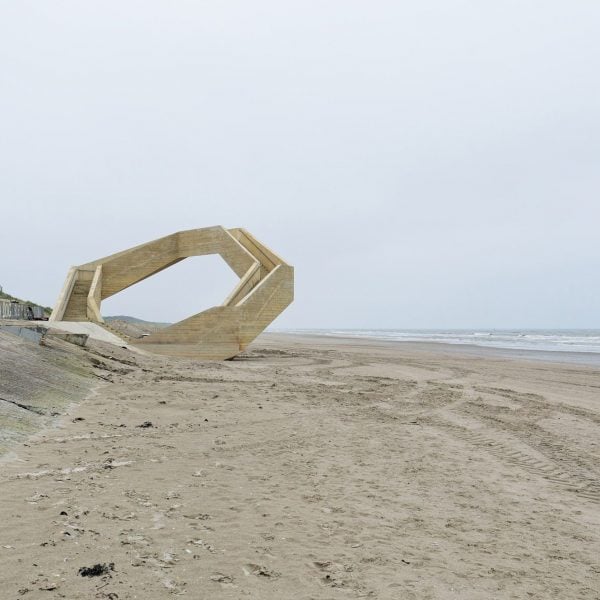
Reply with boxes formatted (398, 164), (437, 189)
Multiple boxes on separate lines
(274, 329), (600, 355)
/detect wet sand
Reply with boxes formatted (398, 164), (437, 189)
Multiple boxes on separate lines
(1, 333), (600, 599)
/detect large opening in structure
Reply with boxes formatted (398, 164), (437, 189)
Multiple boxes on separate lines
(100, 255), (239, 337)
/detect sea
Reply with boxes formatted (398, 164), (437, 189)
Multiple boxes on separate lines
(278, 329), (600, 354)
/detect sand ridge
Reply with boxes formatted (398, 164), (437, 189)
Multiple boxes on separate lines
(1, 334), (599, 598)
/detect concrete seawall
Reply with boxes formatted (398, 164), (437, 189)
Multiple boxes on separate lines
(0, 329), (95, 454)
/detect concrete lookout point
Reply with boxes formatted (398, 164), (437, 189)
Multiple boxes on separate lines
(50, 227), (294, 360)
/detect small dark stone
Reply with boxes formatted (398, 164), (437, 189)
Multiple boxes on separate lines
(59, 511), (68, 516)
(137, 421), (153, 428)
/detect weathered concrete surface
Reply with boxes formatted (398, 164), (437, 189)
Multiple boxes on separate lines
(45, 321), (131, 348)
(1, 322), (90, 348)
(0, 330), (95, 454)
(46, 331), (89, 347)
(0, 325), (47, 345)
(0, 328), (143, 455)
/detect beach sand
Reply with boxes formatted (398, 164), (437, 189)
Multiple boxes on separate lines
(1, 333), (599, 599)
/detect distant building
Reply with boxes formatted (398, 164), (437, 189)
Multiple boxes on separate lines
(0, 299), (45, 320)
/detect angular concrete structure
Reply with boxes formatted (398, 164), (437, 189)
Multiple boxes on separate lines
(51, 227), (294, 359)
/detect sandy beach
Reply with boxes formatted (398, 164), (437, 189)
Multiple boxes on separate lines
(1, 332), (600, 599)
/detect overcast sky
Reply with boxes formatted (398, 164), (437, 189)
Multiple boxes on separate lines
(1, 1), (598, 329)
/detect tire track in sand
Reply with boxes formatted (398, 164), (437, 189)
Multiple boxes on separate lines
(424, 413), (600, 503)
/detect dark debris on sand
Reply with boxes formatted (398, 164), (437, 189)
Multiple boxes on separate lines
(78, 563), (114, 577)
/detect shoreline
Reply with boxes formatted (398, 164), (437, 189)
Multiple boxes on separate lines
(266, 331), (600, 367)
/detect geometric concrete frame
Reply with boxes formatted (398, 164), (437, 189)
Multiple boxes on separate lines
(50, 226), (294, 360)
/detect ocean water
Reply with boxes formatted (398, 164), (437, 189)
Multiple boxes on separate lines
(278, 329), (600, 354)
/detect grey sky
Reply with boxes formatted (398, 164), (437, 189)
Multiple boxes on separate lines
(1, 1), (598, 329)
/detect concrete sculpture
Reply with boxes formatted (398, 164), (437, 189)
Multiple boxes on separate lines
(50, 227), (294, 359)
